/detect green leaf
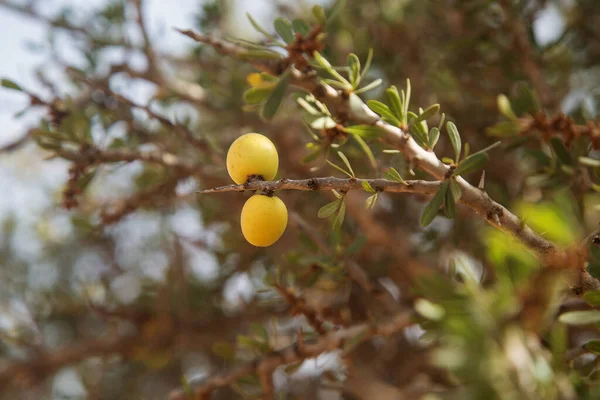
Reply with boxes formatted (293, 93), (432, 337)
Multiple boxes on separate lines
(404, 79), (411, 122)
(328, 0), (346, 24)
(497, 94), (517, 120)
(583, 291), (600, 307)
(348, 53), (361, 87)
(261, 68), (291, 120)
(333, 199), (346, 230)
(453, 152), (489, 177)
(449, 179), (462, 201)
(353, 78), (382, 94)
(337, 151), (355, 177)
(366, 100), (401, 125)
(579, 157), (600, 168)
(409, 115), (430, 149)
(417, 104), (440, 122)
(327, 159), (353, 178)
(584, 340), (600, 355)
(559, 310), (600, 326)
(244, 50), (283, 60)
(420, 181), (449, 227)
(550, 137), (572, 165)
(243, 87), (272, 104)
(414, 298), (445, 321)
(444, 183), (456, 219)
(312, 5), (326, 25)
(446, 122), (462, 162)
(383, 167), (407, 184)
(386, 86), (403, 123)
(366, 194), (378, 209)
(318, 199), (341, 218)
(1, 78), (23, 92)
(246, 13), (276, 41)
(359, 49), (373, 82)
(292, 19), (310, 36)
(352, 134), (376, 169)
(362, 180), (376, 193)
(344, 124), (385, 141)
(274, 18), (295, 44)
(486, 121), (518, 137)
(429, 127), (440, 149)
(313, 51), (351, 88)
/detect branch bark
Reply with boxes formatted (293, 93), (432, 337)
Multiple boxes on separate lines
(178, 30), (569, 266)
(168, 311), (412, 400)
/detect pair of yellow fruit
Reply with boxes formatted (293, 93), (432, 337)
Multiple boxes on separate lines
(226, 133), (288, 247)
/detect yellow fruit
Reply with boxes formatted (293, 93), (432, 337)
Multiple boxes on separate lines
(226, 133), (279, 184)
(241, 195), (288, 247)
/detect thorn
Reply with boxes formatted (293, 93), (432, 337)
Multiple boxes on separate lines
(478, 170), (486, 190)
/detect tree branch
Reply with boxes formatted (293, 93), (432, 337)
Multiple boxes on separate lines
(168, 311), (412, 400)
(178, 30), (565, 264)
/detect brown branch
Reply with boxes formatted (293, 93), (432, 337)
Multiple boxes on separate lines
(0, 332), (138, 391)
(177, 31), (562, 264)
(53, 145), (202, 176)
(199, 177), (437, 195)
(274, 284), (327, 335)
(168, 311), (412, 400)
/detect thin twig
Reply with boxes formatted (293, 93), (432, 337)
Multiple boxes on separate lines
(177, 30), (564, 265)
(168, 311), (412, 400)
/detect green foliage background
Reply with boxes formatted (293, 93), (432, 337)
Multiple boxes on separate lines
(2, 0), (600, 399)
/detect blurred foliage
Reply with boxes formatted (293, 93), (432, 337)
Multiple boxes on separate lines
(2, 0), (600, 399)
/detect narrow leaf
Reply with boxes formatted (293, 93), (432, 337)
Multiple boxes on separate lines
(383, 167), (407, 184)
(386, 86), (403, 122)
(246, 13), (276, 40)
(417, 104), (440, 122)
(366, 100), (401, 125)
(333, 199), (346, 230)
(312, 5), (326, 25)
(243, 87), (272, 104)
(429, 127), (440, 148)
(353, 134), (376, 169)
(337, 151), (355, 177)
(326, 159), (353, 178)
(444, 184), (456, 219)
(366, 194), (378, 209)
(559, 310), (600, 326)
(359, 48), (373, 82)
(420, 181), (449, 227)
(353, 78), (382, 94)
(344, 124), (385, 141)
(1, 78), (23, 92)
(348, 53), (361, 87)
(497, 94), (517, 120)
(274, 18), (295, 44)
(362, 180), (376, 193)
(328, 0), (346, 24)
(414, 298), (445, 321)
(446, 122), (462, 162)
(453, 152), (489, 177)
(292, 19), (310, 36)
(261, 68), (290, 120)
(318, 199), (341, 218)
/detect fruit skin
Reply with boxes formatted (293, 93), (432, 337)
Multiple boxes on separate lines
(226, 133), (279, 184)
(241, 195), (288, 247)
